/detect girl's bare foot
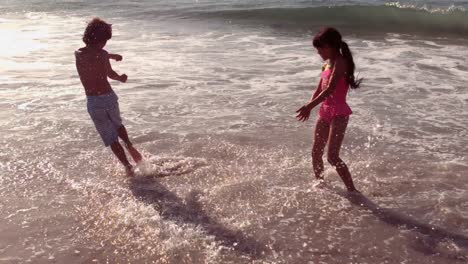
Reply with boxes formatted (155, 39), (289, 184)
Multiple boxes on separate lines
(312, 178), (326, 189)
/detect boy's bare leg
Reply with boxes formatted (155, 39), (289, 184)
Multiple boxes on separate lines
(117, 125), (142, 163)
(327, 116), (357, 192)
(110, 141), (134, 176)
(117, 125), (131, 144)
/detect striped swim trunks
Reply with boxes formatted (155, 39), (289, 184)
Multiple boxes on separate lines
(86, 91), (122, 146)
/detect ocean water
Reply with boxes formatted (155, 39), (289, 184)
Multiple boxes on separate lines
(1, 0), (468, 263)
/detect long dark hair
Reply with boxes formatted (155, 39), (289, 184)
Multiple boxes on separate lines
(313, 27), (362, 89)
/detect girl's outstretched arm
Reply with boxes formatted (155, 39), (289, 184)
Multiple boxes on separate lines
(296, 59), (346, 122)
(296, 79), (322, 122)
(310, 79), (323, 102)
(306, 58), (346, 109)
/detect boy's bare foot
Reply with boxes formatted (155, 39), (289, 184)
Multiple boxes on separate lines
(125, 165), (135, 177)
(347, 188), (360, 194)
(126, 144), (143, 164)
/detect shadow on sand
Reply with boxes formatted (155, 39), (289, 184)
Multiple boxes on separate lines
(331, 187), (468, 261)
(128, 175), (268, 260)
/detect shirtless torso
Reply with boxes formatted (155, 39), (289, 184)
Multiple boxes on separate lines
(75, 47), (123, 96)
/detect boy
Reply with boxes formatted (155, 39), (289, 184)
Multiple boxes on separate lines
(75, 17), (142, 176)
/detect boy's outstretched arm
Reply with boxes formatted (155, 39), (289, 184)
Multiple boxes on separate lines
(104, 52), (127, 83)
(108, 53), (123, 61)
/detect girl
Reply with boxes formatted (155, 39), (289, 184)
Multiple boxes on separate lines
(296, 27), (361, 192)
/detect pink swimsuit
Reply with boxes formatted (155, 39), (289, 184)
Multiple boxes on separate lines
(318, 64), (352, 123)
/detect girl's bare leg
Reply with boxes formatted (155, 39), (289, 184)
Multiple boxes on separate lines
(312, 118), (330, 180)
(327, 116), (357, 192)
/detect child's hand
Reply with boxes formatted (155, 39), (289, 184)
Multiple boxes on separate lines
(119, 74), (128, 83)
(109, 54), (123, 61)
(296, 104), (312, 122)
(114, 54), (123, 61)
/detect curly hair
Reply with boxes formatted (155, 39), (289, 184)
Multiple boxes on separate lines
(82, 18), (112, 45)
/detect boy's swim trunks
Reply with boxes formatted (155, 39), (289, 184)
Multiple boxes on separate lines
(86, 91), (122, 146)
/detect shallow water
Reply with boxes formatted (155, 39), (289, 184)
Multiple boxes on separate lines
(1, 1), (468, 263)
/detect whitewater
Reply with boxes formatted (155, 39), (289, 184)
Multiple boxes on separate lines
(1, 0), (467, 263)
